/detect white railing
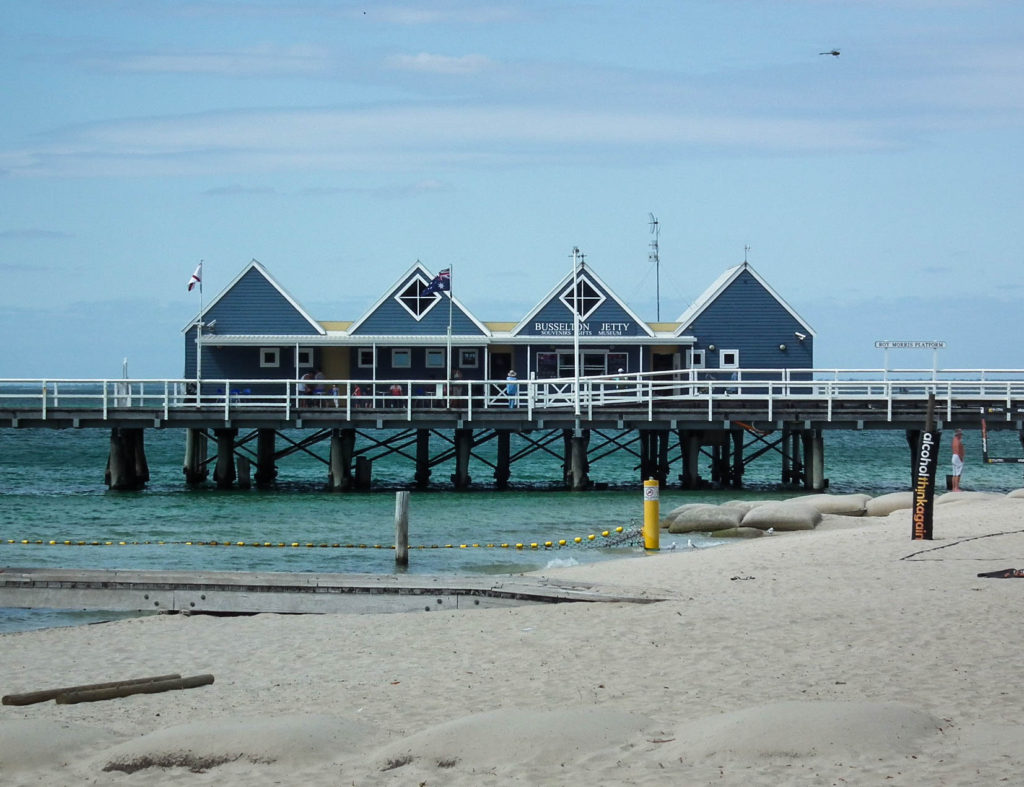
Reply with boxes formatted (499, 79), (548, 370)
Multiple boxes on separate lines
(2, 369), (1023, 424)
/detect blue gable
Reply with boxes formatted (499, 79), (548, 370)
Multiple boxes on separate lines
(516, 268), (651, 339)
(204, 266), (322, 336)
(350, 268), (486, 336)
(683, 268), (813, 368)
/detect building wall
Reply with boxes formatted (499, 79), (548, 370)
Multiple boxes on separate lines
(347, 345), (488, 381)
(206, 268), (322, 335)
(683, 269), (813, 370)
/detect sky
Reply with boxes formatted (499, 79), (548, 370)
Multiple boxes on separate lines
(2, 0), (1022, 378)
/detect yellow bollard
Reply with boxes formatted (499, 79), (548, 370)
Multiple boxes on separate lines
(643, 478), (660, 551)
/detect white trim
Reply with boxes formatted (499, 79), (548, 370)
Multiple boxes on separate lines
(425, 348), (446, 368)
(688, 348), (706, 369)
(297, 348), (314, 368)
(510, 263), (655, 337)
(391, 348), (412, 368)
(259, 347), (280, 368)
(719, 349), (740, 369)
(393, 272), (445, 322)
(357, 347), (374, 369)
(559, 274), (606, 321)
(346, 261), (492, 337)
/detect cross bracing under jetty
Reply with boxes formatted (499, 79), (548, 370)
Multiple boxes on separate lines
(1, 368), (1023, 492)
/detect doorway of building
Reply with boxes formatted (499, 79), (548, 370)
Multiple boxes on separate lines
(490, 352), (512, 380)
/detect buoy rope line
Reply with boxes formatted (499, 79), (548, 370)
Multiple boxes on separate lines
(2, 525), (644, 552)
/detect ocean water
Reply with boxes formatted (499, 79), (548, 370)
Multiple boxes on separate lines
(2, 425), (1021, 632)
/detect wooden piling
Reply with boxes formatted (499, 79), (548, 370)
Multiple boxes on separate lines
(183, 428), (208, 485)
(414, 428), (431, 488)
(255, 428), (277, 488)
(213, 428), (237, 489)
(494, 430), (511, 489)
(452, 428), (473, 489)
(395, 490), (409, 566)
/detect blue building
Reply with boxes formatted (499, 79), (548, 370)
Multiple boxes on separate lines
(184, 257), (814, 385)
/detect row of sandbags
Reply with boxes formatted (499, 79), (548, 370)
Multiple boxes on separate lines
(662, 489), (1024, 537)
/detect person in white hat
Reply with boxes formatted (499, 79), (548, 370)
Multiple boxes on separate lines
(505, 370), (519, 408)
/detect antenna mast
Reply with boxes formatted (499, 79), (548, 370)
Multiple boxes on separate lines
(649, 213), (660, 321)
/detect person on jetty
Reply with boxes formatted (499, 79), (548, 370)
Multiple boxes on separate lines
(951, 428), (965, 491)
(505, 370), (519, 408)
(299, 371), (314, 408)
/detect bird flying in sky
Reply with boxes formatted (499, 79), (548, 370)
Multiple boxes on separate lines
(819, 49), (840, 56)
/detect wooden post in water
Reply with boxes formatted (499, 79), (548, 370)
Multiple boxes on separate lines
(255, 428), (277, 488)
(679, 429), (702, 489)
(395, 491), (409, 566)
(414, 429), (432, 488)
(452, 428), (473, 489)
(213, 428), (237, 489)
(183, 428), (208, 485)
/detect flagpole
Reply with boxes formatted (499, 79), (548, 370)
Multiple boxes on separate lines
(446, 264), (453, 383)
(572, 247), (581, 417)
(196, 260), (204, 389)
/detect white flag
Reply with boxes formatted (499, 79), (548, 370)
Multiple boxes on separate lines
(187, 262), (202, 292)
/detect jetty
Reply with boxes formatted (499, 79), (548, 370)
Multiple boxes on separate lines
(2, 368), (1023, 491)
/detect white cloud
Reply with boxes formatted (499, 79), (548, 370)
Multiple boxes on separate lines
(385, 52), (494, 75)
(89, 44), (335, 77)
(2, 104), (893, 179)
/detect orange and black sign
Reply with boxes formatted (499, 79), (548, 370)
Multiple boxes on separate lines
(911, 430), (940, 540)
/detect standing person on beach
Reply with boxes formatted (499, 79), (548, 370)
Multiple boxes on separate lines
(951, 428), (965, 491)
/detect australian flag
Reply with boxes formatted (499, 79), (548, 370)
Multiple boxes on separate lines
(422, 268), (451, 296)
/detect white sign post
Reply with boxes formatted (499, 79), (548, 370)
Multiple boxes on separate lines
(875, 340), (946, 373)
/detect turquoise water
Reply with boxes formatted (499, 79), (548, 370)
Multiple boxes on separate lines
(2, 426), (1021, 631)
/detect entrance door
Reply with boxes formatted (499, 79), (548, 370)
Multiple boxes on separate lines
(490, 352), (512, 380)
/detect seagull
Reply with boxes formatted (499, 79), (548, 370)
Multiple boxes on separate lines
(819, 49), (840, 57)
(687, 539), (701, 549)
(765, 527), (775, 536)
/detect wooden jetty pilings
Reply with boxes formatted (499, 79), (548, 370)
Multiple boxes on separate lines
(3, 371), (1023, 492)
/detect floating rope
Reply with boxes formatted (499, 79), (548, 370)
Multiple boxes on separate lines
(2, 525), (644, 552)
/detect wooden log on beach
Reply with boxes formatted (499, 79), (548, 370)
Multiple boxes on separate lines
(55, 673), (214, 704)
(3, 673), (182, 706)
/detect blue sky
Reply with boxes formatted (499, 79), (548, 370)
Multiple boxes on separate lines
(2, 0), (1022, 377)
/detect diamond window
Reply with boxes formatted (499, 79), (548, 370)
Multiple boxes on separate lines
(560, 275), (605, 321)
(395, 276), (442, 320)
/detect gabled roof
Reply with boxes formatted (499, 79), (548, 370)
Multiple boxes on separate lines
(346, 261), (491, 336)
(674, 262), (815, 337)
(181, 258), (325, 335)
(511, 263), (655, 337)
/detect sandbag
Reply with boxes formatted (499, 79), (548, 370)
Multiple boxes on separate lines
(742, 502), (821, 531)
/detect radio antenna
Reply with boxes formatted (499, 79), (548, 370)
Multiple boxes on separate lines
(649, 213), (660, 321)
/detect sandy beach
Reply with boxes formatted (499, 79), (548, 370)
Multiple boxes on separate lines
(3, 491), (1024, 785)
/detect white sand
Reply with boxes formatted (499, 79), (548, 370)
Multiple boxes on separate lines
(3, 495), (1024, 785)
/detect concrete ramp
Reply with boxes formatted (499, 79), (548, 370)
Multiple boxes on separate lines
(0, 568), (656, 615)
